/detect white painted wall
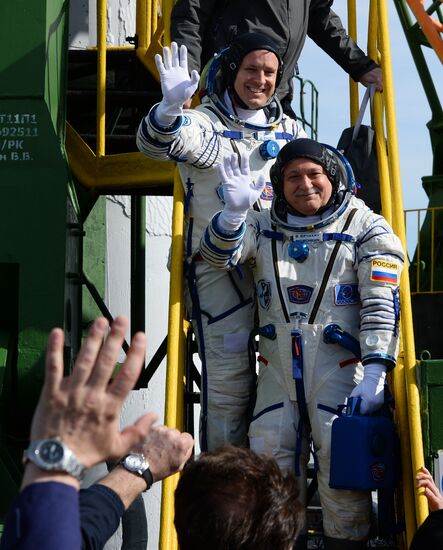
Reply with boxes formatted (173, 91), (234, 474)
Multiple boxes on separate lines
(69, 3), (179, 548)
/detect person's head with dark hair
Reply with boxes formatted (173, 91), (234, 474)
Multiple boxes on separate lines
(174, 446), (304, 550)
(270, 138), (354, 221)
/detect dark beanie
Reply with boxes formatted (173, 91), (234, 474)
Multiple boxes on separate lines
(270, 139), (340, 195)
(221, 32), (283, 89)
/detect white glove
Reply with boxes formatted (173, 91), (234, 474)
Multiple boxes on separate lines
(154, 42), (200, 127)
(350, 362), (387, 415)
(217, 153), (266, 232)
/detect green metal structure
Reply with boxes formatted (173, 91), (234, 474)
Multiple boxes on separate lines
(394, 1), (443, 485)
(394, 1), (443, 296)
(0, 0), (82, 515)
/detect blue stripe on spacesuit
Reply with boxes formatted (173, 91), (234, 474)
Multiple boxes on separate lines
(356, 224), (391, 245)
(202, 230), (243, 256)
(362, 353), (396, 365)
(207, 297), (254, 325)
(221, 130), (295, 140)
(186, 218), (194, 259)
(261, 229), (284, 241)
(147, 106), (183, 134)
(362, 314), (396, 324)
(184, 179), (194, 215)
(358, 252), (404, 264)
(323, 233), (354, 242)
(192, 128), (220, 168)
(360, 324), (396, 332)
(250, 401), (284, 422)
(139, 120), (173, 150)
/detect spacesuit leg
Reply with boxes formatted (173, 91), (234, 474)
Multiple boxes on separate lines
(248, 362), (310, 506)
(308, 352), (371, 542)
(186, 260), (256, 451)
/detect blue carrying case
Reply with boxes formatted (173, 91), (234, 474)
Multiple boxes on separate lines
(329, 397), (398, 490)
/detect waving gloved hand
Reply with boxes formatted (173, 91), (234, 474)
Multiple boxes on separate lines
(349, 362), (386, 414)
(217, 153), (266, 232)
(154, 42), (200, 127)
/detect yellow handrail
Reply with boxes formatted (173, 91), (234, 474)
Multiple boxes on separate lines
(96, 0), (107, 156)
(160, 170), (187, 550)
(376, 1), (428, 543)
(347, 0), (359, 125)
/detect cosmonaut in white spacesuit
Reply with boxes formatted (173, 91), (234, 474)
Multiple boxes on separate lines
(200, 138), (405, 548)
(136, 33), (306, 451)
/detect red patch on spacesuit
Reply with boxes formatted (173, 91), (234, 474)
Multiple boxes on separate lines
(258, 355), (268, 366)
(339, 357), (359, 368)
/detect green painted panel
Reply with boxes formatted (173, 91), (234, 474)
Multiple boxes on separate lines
(418, 360), (443, 471)
(83, 197), (107, 325)
(429, 387), (443, 454)
(0, 0), (75, 520)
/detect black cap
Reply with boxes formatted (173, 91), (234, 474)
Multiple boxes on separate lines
(220, 32), (284, 89)
(270, 139), (341, 197)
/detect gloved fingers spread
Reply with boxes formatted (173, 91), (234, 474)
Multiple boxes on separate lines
(222, 153), (238, 180)
(179, 44), (188, 71)
(217, 163), (227, 186)
(190, 70), (200, 87)
(252, 173), (266, 193)
(170, 41), (179, 68)
(162, 45), (172, 71)
(239, 151), (251, 176)
(154, 53), (165, 76)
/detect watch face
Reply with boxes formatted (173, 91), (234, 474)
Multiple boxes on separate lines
(125, 455), (145, 470)
(39, 440), (64, 464)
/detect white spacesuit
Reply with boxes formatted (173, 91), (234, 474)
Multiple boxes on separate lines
(136, 34), (306, 450)
(200, 139), (404, 546)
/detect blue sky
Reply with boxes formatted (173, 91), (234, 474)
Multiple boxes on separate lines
(294, 1), (441, 253)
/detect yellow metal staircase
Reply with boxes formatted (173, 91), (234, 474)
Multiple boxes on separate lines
(64, 1), (437, 548)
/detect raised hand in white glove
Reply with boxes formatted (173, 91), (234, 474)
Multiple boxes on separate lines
(217, 153), (266, 232)
(154, 42), (200, 127)
(349, 362), (386, 415)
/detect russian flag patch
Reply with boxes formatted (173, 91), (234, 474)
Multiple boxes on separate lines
(370, 259), (399, 285)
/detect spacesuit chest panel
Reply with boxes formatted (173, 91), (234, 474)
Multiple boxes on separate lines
(254, 218), (359, 327)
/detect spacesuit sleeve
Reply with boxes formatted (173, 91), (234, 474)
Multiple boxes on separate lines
(355, 213), (405, 368)
(308, 0), (379, 82)
(200, 212), (258, 269)
(136, 105), (222, 167)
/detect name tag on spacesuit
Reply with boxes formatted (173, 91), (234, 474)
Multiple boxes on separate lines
(254, 131), (277, 141)
(291, 232), (322, 242)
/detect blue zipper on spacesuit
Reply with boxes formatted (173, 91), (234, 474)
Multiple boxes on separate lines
(184, 178), (194, 215)
(290, 312), (310, 476)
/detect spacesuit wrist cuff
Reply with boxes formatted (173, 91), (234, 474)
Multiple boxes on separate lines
(149, 104), (183, 132)
(214, 211), (245, 236)
(362, 355), (396, 371)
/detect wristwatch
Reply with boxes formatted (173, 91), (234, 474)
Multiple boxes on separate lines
(23, 438), (86, 480)
(120, 454), (154, 490)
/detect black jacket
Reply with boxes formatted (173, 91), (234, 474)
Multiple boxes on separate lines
(171, 0), (378, 101)
(410, 509), (443, 549)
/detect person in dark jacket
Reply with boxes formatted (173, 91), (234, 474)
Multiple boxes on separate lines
(171, 0), (383, 115)
(0, 316), (193, 550)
